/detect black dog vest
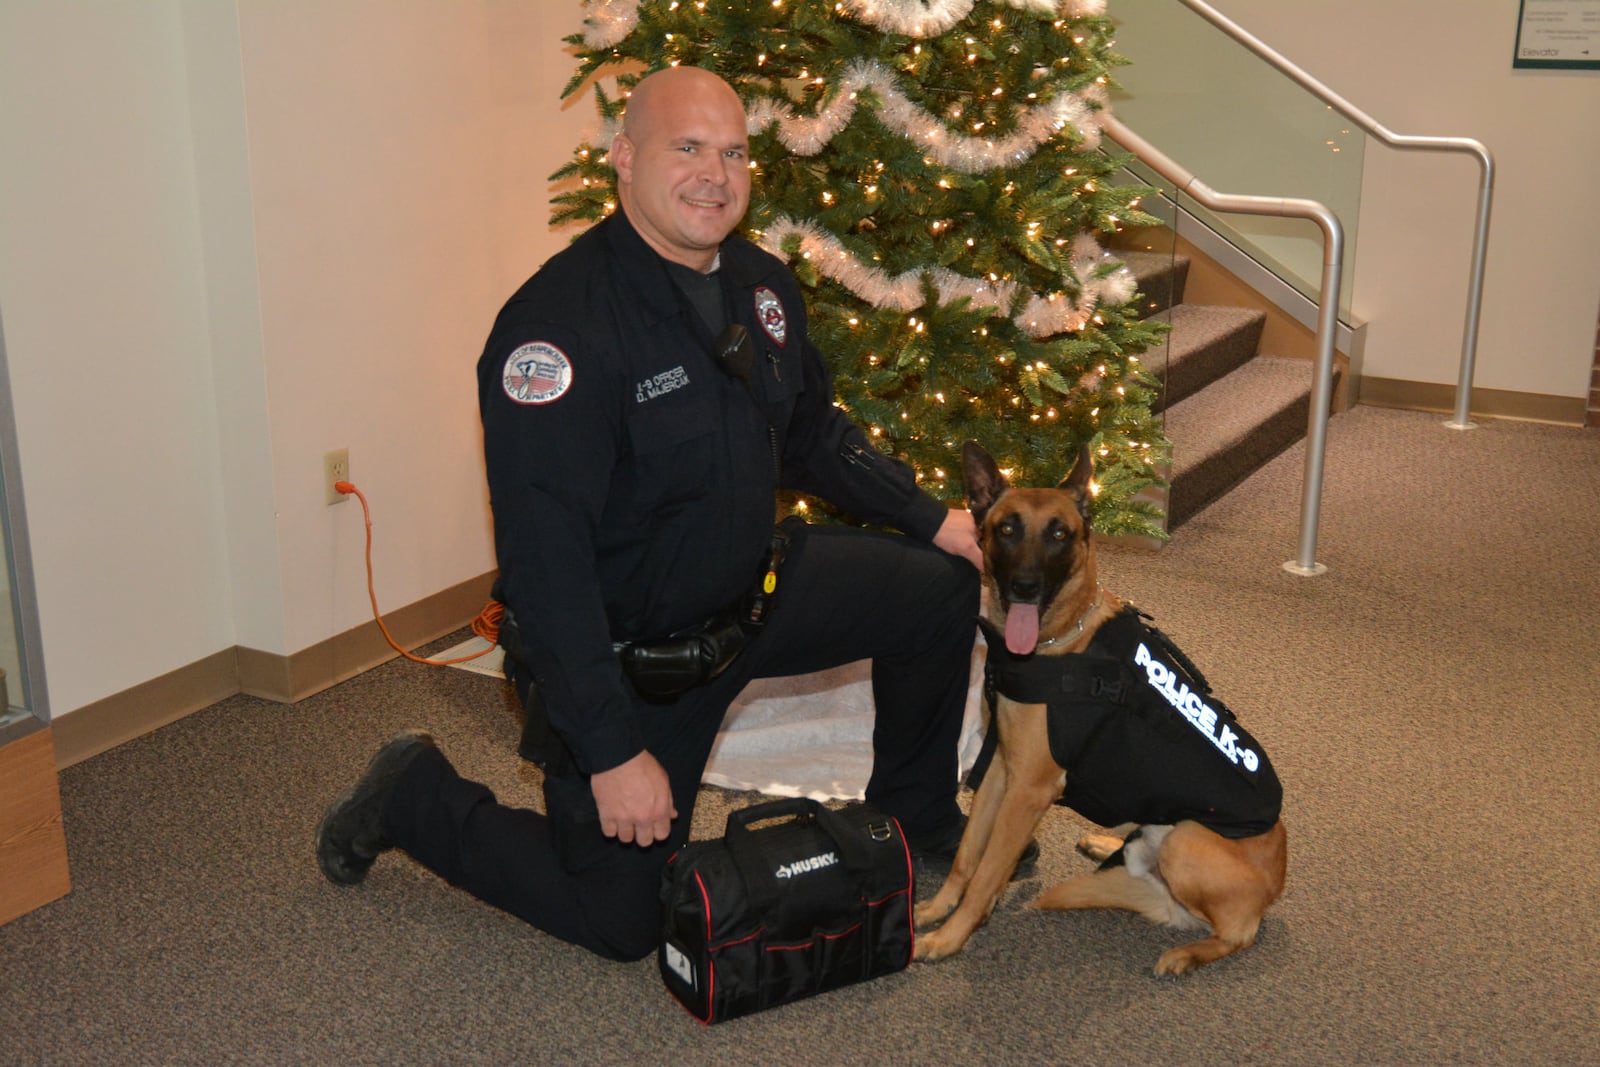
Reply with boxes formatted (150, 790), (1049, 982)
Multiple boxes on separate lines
(977, 605), (1281, 839)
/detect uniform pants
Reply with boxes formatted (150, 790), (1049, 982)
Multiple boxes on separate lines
(380, 523), (978, 961)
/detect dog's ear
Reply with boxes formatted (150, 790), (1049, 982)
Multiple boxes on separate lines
(961, 439), (1008, 524)
(1059, 443), (1094, 524)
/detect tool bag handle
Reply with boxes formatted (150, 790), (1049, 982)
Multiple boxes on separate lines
(723, 798), (886, 920)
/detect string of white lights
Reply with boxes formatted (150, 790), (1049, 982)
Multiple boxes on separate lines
(832, 0), (1107, 38)
(580, 0), (1109, 49)
(758, 218), (1134, 338)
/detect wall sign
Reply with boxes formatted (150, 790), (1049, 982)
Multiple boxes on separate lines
(1514, 0), (1600, 69)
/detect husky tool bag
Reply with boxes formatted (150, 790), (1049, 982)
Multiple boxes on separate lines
(658, 797), (914, 1024)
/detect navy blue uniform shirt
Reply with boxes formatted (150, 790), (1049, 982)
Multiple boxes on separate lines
(477, 209), (947, 776)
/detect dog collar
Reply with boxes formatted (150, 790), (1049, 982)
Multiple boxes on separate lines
(1034, 585), (1105, 649)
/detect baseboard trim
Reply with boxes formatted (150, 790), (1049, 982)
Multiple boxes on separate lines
(52, 571), (498, 770)
(240, 571), (498, 704)
(51, 650), (240, 770)
(1356, 377), (1587, 426)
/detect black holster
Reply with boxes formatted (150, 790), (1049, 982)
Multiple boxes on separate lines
(500, 610), (577, 775)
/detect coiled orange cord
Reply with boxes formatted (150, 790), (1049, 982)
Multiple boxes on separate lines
(336, 480), (502, 666)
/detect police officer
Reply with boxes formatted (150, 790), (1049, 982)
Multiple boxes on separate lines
(316, 66), (983, 961)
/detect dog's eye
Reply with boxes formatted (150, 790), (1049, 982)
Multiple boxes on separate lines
(1052, 527), (1068, 542)
(998, 519), (1018, 537)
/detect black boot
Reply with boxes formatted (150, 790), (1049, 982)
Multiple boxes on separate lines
(316, 730), (436, 885)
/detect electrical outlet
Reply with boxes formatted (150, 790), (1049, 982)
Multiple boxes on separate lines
(324, 448), (350, 505)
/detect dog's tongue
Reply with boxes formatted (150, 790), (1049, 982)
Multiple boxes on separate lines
(1005, 603), (1040, 655)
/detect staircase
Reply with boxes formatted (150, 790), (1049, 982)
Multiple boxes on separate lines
(1117, 242), (1345, 532)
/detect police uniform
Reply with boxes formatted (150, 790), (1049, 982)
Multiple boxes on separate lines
(977, 606), (1281, 841)
(380, 208), (979, 961)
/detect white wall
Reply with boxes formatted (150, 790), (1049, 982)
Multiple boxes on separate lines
(183, 0), (284, 656)
(0, 5), (237, 717)
(1208, 0), (1600, 398)
(0, 0), (1594, 726)
(0, 1), (594, 720)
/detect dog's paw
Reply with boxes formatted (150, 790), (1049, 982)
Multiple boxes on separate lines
(913, 900), (952, 930)
(1076, 832), (1125, 862)
(1153, 947), (1200, 977)
(912, 928), (965, 962)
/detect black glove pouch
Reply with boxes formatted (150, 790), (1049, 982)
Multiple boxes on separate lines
(619, 615), (748, 702)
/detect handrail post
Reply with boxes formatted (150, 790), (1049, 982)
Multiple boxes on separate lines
(1283, 207), (1343, 577)
(1444, 144), (1495, 430)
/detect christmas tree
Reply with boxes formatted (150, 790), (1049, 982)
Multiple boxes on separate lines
(553, 0), (1171, 538)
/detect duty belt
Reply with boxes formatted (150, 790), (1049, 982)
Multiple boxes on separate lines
(502, 527), (793, 773)
(613, 526), (790, 702)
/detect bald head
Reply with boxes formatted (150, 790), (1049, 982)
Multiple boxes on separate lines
(611, 67), (752, 271)
(621, 66), (745, 142)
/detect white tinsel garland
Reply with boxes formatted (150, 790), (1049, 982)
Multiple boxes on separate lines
(581, 0), (1108, 49)
(758, 217), (1134, 338)
(578, 1), (1111, 164)
(746, 58), (1103, 168)
(582, 65), (1106, 177)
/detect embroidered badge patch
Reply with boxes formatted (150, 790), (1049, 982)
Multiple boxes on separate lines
(502, 342), (572, 405)
(754, 287), (787, 346)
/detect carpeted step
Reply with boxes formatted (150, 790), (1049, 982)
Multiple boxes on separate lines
(1164, 355), (1339, 528)
(1114, 249), (1190, 317)
(1147, 303), (1267, 412)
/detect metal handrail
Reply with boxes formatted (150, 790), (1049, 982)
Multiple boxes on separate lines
(1101, 116), (1339, 576)
(1176, 0), (1495, 431)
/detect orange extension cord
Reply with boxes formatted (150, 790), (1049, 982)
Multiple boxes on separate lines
(336, 480), (502, 666)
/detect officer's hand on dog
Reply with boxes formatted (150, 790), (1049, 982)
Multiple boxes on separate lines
(933, 508), (984, 572)
(591, 750), (677, 847)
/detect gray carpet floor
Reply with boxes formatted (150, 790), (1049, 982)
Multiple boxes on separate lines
(5, 405), (1599, 1066)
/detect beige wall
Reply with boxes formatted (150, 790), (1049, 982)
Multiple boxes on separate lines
(0, 0), (1595, 727)
(1209, 0), (1600, 399)
(233, 1), (586, 654)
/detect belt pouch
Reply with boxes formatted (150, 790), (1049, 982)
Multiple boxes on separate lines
(619, 640), (709, 701)
(658, 798), (914, 1024)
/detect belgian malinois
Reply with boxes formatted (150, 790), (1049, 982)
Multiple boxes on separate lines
(913, 440), (1288, 976)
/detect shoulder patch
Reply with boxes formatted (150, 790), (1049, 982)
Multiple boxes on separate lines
(502, 341), (573, 405)
(754, 287), (787, 347)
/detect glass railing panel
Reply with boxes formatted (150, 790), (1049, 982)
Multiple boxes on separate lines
(1107, 0), (1361, 320)
(1106, 172), (1178, 416)
(1101, 166), (1179, 531)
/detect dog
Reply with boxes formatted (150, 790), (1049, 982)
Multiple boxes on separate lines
(912, 440), (1288, 976)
